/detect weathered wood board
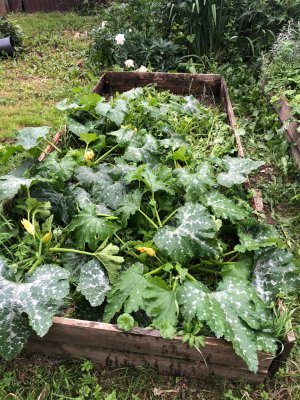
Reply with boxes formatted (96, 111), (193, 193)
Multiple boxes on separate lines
(277, 96), (300, 169)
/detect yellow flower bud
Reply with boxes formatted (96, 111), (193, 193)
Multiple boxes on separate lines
(42, 232), (52, 243)
(137, 247), (156, 257)
(21, 219), (35, 236)
(84, 149), (95, 162)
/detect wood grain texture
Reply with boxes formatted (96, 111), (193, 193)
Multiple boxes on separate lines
(24, 317), (272, 383)
(277, 97), (300, 169)
(0, 0), (7, 15)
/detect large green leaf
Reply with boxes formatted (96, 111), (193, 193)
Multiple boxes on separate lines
(103, 263), (146, 322)
(143, 277), (178, 336)
(217, 157), (264, 187)
(176, 162), (215, 201)
(16, 127), (50, 150)
(75, 166), (111, 188)
(123, 134), (160, 165)
(95, 99), (128, 126)
(92, 180), (126, 210)
(95, 242), (124, 283)
(117, 189), (143, 226)
(68, 207), (117, 251)
(36, 154), (76, 183)
(205, 190), (249, 221)
(0, 175), (33, 202)
(77, 259), (110, 306)
(67, 118), (96, 137)
(235, 220), (284, 253)
(154, 203), (219, 264)
(127, 164), (174, 194)
(0, 260), (69, 360)
(178, 276), (276, 372)
(253, 248), (300, 302)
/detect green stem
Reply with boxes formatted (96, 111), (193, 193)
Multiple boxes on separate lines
(144, 265), (164, 276)
(188, 264), (222, 275)
(162, 209), (179, 226)
(186, 272), (197, 282)
(49, 247), (93, 257)
(222, 250), (238, 257)
(38, 239), (43, 257)
(114, 234), (140, 260)
(150, 192), (162, 227)
(0, 213), (14, 231)
(27, 257), (43, 275)
(94, 144), (119, 165)
(138, 209), (159, 230)
(44, 138), (62, 153)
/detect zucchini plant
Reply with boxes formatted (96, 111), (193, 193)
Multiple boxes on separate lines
(0, 87), (299, 372)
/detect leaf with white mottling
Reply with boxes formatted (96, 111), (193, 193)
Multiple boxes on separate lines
(68, 207), (117, 251)
(176, 163), (215, 201)
(253, 248), (300, 302)
(178, 275), (276, 373)
(0, 176), (33, 202)
(16, 127), (50, 150)
(217, 157), (264, 187)
(117, 189), (143, 226)
(77, 259), (110, 306)
(0, 260), (69, 360)
(103, 263), (146, 322)
(154, 203), (219, 264)
(206, 190), (249, 221)
(235, 220), (284, 253)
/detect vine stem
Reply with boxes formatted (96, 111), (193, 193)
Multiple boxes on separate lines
(151, 193), (162, 227)
(222, 250), (238, 257)
(27, 257), (43, 275)
(144, 265), (164, 276)
(138, 209), (159, 229)
(114, 234), (140, 259)
(94, 144), (119, 165)
(161, 209), (179, 226)
(50, 247), (93, 256)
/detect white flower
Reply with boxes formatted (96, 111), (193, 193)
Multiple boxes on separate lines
(137, 65), (148, 73)
(128, 28), (132, 33)
(115, 33), (125, 45)
(101, 21), (107, 28)
(125, 59), (135, 68)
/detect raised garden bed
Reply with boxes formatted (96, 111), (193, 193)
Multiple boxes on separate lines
(21, 72), (295, 383)
(276, 96), (300, 169)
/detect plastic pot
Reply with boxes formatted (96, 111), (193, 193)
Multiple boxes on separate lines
(0, 36), (15, 57)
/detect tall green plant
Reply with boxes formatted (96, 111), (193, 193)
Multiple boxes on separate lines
(169, 0), (230, 59)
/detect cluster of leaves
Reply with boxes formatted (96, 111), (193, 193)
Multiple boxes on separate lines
(168, 0), (300, 62)
(0, 86), (299, 373)
(87, 0), (181, 71)
(262, 21), (300, 123)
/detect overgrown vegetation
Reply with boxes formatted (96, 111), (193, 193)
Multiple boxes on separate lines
(262, 21), (300, 121)
(0, 16), (23, 50)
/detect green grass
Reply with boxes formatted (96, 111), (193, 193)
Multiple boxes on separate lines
(0, 12), (99, 139)
(1, 353), (300, 400)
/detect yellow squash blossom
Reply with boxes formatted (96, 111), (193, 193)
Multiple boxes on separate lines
(21, 219), (35, 236)
(84, 149), (95, 162)
(42, 232), (52, 243)
(137, 247), (156, 257)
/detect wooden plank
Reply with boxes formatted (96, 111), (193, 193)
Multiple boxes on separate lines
(0, 0), (7, 15)
(24, 339), (268, 383)
(276, 97), (300, 169)
(26, 317), (272, 371)
(96, 72), (221, 100)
